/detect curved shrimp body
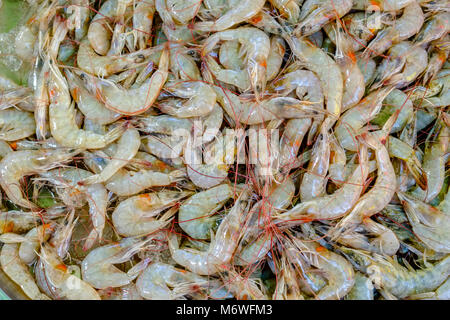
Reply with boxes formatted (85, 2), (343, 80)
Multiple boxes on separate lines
(136, 262), (207, 300)
(81, 237), (149, 289)
(276, 144), (369, 223)
(269, 0), (301, 23)
(168, 45), (201, 81)
(112, 190), (191, 236)
(0, 149), (76, 209)
(0, 211), (40, 234)
(0, 109), (35, 141)
(96, 47), (169, 115)
(295, 0), (353, 36)
(81, 126), (141, 185)
(156, 0), (200, 28)
(105, 168), (185, 196)
(295, 240), (355, 300)
(415, 12), (450, 46)
(366, 254), (450, 298)
(352, 0), (415, 11)
(178, 184), (235, 240)
(0, 243), (49, 300)
(333, 132), (396, 235)
(399, 192), (450, 253)
(363, 2), (424, 58)
(169, 190), (250, 275)
(335, 86), (394, 151)
(202, 27), (270, 97)
(87, 0), (132, 55)
(409, 120), (448, 202)
(279, 118), (312, 173)
(194, 0), (265, 32)
(65, 70), (121, 125)
(159, 81), (216, 118)
(47, 60), (125, 149)
(39, 244), (101, 300)
(215, 87), (322, 125)
(284, 34), (343, 122)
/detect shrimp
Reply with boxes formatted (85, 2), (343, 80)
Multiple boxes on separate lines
(19, 223), (55, 265)
(168, 45), (201, 81)
(81, 237), (152, 289)
(352, 0), (415, 11)
(65, 70), (121, 125)
(398, 192), (450, 253)
(0, 244), (49, 300)
(423, 36), (449, 84)
(273, 253), (305, 300)
(38, 244), (101, 300)
(279, 119), (312, 174)
(333, 22), (365, 111)
(87, 0), (132, 55)
(335, 86), (394, 151)
(357, 57), (377, 86)
(105, 168), (185, 196)
(194, 0), (265, 32)
(222, 268), (268, 300)
(168, 189), (250, 275)
(409, 119), (448, 203)
(202, 27), (270, 98)
(112, 190), (191, 236)
(295, 0), (353, 36)
(288, 238), (355, 300)
(269, 0), (301, 23)
(274, 143), (369, 223)
(300, 124), (330, 201)
(415, 12), (450, 46)
(283, 30), (343, 122)
(0, 109), (35, 141)
(81, 126), (141, 185)
(14, 26), (37, 62)
(0, 149), (76, 209)
(47, 59), (125, 149)
(363, 2), (424, 58)
(266, 36), (286, 82)
(365, 254), (450, 298)
(135, 262), (209, 300)
(82, 183), (109, 251)
(215, 87), (323, 125)
(95, 47), (169, 115)
(159, 81), (216, 118)
(331, 131), (396, 240)
(0, 211), (40, 235)
(178, 184), (235, 240)
(133, 0), (156, 49)
(155, 0), (201, 28)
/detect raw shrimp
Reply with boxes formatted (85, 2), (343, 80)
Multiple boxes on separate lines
(178, 184), (235, 240)
(399, 192), (450, 253)
(81, 237), (151, 289)
(363, 2), (424, 58)
(0, 244), (49, 300)
(415, 12), (450, 46)
(133, 0), (156, 49)
(274, 144), (369, 222)
(0, 109), (35, 141)
(295, 0), (353, 36)
(194, 0), (265, 32)
(155, 0), (201, 28)
(0, 149), (76, 209)
(269, 0), (301, 23)
(0, 211), (40, 235)
(423, 36), (449, 84)
(81, 126), (141, 184)
(345, 272), (374, 300)
(105, 168), (185, 196)
(47, 59), (125, 149)
(332, 132), (396, 239)
(266, 36), (286, 82)
(352, 0), (415, 11)
(279, 118), (311, 174)
(335, 86), (394, 151)
(159, 80), (216, 118)
(112, 190), (191, 236)
(19, 223), (55, 264)
(65, 70), (121, 125)
(38, 244), (100, 300)
(95, 47), (169, 115)
(202, 27), (270, 98)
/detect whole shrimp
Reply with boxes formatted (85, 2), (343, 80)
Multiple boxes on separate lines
(194, 0), (265, 32)
(362, 2), (424, 58)
(112, 190), (191, 237)
(47, 59), (125, 149)
(0, 243), (49, 300)
(155, 0), (201, 28)
(0, 149), (77, 209)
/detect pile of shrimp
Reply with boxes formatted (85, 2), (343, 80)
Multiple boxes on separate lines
(0, 0), (448, 300)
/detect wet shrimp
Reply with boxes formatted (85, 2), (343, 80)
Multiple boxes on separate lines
(0, 109), (35, 141)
